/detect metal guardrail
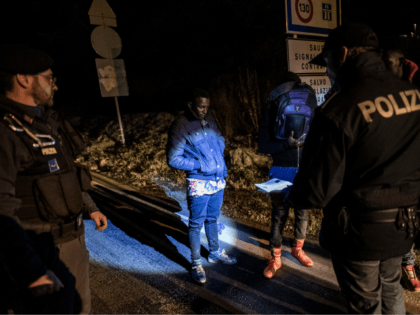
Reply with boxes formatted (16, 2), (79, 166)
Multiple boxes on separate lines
(91, 185), (182, 219)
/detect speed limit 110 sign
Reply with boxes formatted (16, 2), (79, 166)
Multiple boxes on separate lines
(285, 0), (341, 37)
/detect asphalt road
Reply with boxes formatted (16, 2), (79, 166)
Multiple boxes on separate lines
(86, 172), (420, 314)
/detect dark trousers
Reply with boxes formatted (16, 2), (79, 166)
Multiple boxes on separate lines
(268, 166), (310, 250)
(270, 205), (309, 250)
(331, 254), (405, 314)
(187, 189), (224, 262)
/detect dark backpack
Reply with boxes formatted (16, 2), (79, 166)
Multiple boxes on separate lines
(269, 82), (316, 141)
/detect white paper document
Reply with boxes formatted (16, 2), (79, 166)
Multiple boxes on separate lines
(254, 178), (293, 193)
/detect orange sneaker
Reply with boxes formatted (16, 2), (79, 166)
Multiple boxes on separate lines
(291, 239), (314, 268)
(402, 265), (420, 292)
(263, 248), (282, 279)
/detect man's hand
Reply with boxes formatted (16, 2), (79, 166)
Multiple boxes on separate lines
(286, 131), (303, 149)
(269, 190), (284, 207)
(90, 211), (108, 231)
(28, 269), (64, 297)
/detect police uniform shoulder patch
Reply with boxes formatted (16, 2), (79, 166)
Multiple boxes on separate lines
(48, 158), (60, 172)
(23, 114), (33, 124)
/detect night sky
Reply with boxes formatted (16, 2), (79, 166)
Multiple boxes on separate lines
(1, 0), (420, 116)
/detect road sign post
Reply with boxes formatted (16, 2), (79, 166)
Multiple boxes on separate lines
(95, 59), (129, 97)
(284, 0), (340, 105)
(286, 38), (331, 105)
(285, 0), (341, 36)
(287, 38), (326, 74)
(89, 0), (128, 145)
(299, 76), (331, 105)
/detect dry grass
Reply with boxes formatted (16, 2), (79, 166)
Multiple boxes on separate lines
(209, 74), (237, 139)
(209, 67), (269, 138)
(74, 113), (187, 189)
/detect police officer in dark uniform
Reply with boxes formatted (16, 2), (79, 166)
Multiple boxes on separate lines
(270, 23), (420, 313)
(0, 44), (107, 314)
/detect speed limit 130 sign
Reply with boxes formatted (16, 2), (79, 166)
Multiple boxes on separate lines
(285, 0), (340, 37)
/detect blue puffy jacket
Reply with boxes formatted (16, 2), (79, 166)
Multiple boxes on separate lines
(167, 110), (227, 180)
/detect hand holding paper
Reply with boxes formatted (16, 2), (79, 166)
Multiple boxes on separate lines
(254, 178), (293, 193)
(255, 178), (293, 208)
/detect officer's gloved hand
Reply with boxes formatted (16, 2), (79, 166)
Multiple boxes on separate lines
(286, 131), (303, 149)
(28, 269), (64, 297)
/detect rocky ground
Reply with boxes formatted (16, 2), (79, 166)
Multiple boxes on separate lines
(70, 112), (419, 266)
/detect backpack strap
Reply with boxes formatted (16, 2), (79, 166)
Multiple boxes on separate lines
(269, 81), (298, 101)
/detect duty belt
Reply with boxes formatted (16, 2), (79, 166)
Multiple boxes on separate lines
(21, 213), (83, 239)
(353, 206), (419, 238)
(352, 208), (400, 223)
(50, 214), (83, 239)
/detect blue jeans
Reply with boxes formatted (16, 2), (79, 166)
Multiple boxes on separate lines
(269, 166), (309, 250)
(331, 254), (405, 314)
(187, 189), (224, 262)
(402, 244), (416, 266)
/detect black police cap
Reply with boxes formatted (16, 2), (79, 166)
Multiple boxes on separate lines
(310, 23), (379, 67)
(0, 44), (54, 75)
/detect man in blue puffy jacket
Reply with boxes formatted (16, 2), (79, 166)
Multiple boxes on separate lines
(167, 88), (237, 284)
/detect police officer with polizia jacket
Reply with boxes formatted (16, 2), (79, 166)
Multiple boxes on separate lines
(382, 40), (420, 293)
(0, 44), (107, 314)
(270, 23), (420, 314)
